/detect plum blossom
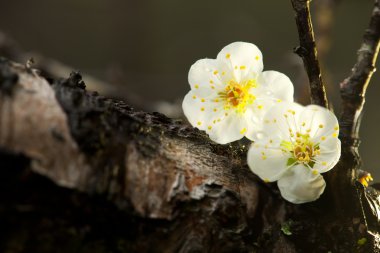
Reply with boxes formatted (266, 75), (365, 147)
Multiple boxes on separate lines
(182, 42), (294, 144)
(247, 102), (341, 204)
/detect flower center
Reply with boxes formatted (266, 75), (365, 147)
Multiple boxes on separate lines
(219, 79), (256, 113)
(281, 133), (320, 167)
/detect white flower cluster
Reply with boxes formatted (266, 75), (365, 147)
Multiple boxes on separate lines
(182, 42), (341, 204)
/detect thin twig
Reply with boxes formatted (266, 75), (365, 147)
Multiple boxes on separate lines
(339, 0), (380, 143)
(291, 0), (329, 107)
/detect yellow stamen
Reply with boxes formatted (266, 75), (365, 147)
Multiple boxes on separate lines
(217, 79), (257, 114)
(359, 173), (373, 187)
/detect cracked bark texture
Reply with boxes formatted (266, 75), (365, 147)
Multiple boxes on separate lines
(0, 58), (380, 253)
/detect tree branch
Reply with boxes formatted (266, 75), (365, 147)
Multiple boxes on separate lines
(339, 0), (380, 144)
(291, 0), (329, 107)
(0, 58), (379, 252)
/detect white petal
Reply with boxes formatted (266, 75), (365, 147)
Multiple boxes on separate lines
(207, 113), (247, 144)
(182, 91), (221, 131)
(253, 102), (304, 140)
(244, 99), (278, 140)
(313, 136), (341, 173)
(298, 105), (339, 139)
(188, 59), (224, 97)
(277, 164), (326, 204)
(216, 42), (263, 83)
(257, 71), (294, 103)
(247, 141), (290, 182)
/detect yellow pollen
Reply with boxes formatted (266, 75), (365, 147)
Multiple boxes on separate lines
(201, 98), (205, 102)
(218, 79), (256, 114)
(302, 122), (306, 127)
(226, 53), (231, 59)
(312, 170), (318, 175)
(222, 71), (226, 75)
(269, 139), (273, 143)
(217, 118), (221, 122)
(273, 119), (277, 123)
(195, 84), (199, 89)
(201, 107), (205, 111)
(334, 126), (339, 131)
(208, 126), (212, 130)
(214, 99), (219, 102)
(211, 86), (215, 89)
(257, 105), (263, 110)
(359, 173), (373, 187)
(240, 128), (247, 134)
(240, 65), (246, 70)
(276, 99), (282, 103)
(234, 66), (238, 69)
(264, 178), (269, 183)
(213, 70), (218, 75)
(225, 112), (228, 116)
(321, 136), (326, 141)
(332, 133), (338, 137)
(319, 124), (324, 128)
(209, 80), (214, 84)
(262, 156), (267, 160)
(255, 56), (260, 60)
(213, 108), (217, 112)
(213, 120), (216, 124)
(197, 121), (202, 126)
(281, 133), (320, 166)
(192, 95), (196, 99)
(322, 162), (327, 166)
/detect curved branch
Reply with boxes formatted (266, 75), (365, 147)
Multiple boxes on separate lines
(339, 0), (380, 143)
(291, 0), (329, 107)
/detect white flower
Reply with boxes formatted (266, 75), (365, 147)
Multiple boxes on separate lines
(182, 42), (294, 144)
(247, 102), (341, 204)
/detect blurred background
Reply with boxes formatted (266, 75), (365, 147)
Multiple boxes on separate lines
(0, 0), (378, 178)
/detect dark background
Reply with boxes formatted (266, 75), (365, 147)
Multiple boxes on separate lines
(0, 0), (378, 178)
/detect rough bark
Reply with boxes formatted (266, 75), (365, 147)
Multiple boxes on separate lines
(330, 0), (380, 209)
(340, 0), (380, 151)
(0, 57), (379, 253)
